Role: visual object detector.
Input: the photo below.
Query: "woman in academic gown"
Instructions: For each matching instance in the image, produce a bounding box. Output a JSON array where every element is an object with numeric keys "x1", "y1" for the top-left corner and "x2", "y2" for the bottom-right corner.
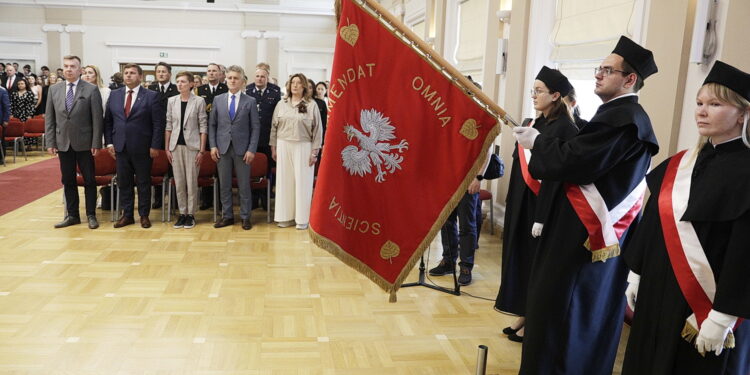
[
  {"x1": 494, "y1": 66, "x2": 578, "y2": 341},
  {"x1": 622, "y1": 60, "x2": 750, "y2": 375}
]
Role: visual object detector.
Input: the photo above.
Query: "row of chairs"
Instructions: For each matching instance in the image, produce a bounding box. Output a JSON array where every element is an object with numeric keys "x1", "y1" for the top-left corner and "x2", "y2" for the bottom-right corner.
[
  {"x1": 75, "y1": 150, "x2": 271, "y2": 224},
  {"x1": 1, "y1": 116, "x2": 45, "y2": 165}
]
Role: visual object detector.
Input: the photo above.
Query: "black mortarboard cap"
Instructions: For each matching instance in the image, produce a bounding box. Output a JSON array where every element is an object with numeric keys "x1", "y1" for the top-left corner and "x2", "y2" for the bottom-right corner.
[
  {"x1": 611, "y1": 35, "x2": 658, "y2": 80},
  {"x1": 535, "y1": 66, "x2": 573, "y2": 97},
  {"x1": 703, "y1": 60, "x2": 750, "y2": 102}
]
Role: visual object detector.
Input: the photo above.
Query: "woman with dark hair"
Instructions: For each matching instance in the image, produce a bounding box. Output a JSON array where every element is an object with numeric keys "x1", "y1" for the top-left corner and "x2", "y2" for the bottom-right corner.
[
  {"x1": 307, "y1": 78, "x2": 328, "y2": 144},
  {"x1": 495, "y1": 66, "x2": 579, "y2": 343},
  {"x1": 622, "y1": 60, "x2": 750, "y2": 375},
  {"x1": 10, "y1": 77, "x2": 35, "y2": 122},
  {"x1": 271, "y1": 73, "x2": 323, "y2": 230}
]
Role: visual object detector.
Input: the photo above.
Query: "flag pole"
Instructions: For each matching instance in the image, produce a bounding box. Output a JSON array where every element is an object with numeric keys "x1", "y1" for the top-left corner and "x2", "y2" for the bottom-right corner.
[{"x1": 339, "y1": 0, "x2": 520, "y2": 128}]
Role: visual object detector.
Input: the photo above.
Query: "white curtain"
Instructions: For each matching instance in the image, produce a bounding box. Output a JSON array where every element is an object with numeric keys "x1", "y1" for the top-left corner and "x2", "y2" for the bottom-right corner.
[
  {"x1": 550, "y1": 0, "x2": 638, "y2": 63},
  {"x1": 456, "y1": 0, "x2": 488, "y2": 80}
]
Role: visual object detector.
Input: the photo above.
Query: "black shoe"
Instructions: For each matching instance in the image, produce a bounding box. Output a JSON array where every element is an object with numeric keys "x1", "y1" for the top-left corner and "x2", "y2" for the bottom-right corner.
[
  {"x1": 508, "y1": 333, "x2": 523, "y2": 343},
  {"x1": 503, "y1": 326, "x2": 521, "y2": 335},
  {"x1": 173, "y1": 215, "x2": 186, "y2": 229},
  {"x1": 54, "y1": 216, "x2": 81, "y2": 228},
  {"x1": 184, "y1": 215, "x2": 195, "y2": 229},
  {"x1": 458, "y1": 266, "x2": 472, "y2": 286},
  {"x1": 428, "y1": 260, "x2": 455, "y2": 276},
  {"x1": 242, "y1": 218, "x2": 252, "y2": 230},
  {"x1": 214, "y1": 218, "x2": 234, "y2": 228},
  {"x1": 87, "y1": 215, "x2": 99, "y2": 229}
]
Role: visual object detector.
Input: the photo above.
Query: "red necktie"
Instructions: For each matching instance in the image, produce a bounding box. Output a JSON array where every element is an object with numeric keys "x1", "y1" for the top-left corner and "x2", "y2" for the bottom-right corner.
[{"x1": 124, "y1": 89, "x2": 133, "y2": 117}]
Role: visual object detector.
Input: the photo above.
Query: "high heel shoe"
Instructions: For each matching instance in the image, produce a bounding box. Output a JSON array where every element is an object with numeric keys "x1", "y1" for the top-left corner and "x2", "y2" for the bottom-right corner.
[
  {"x1": 502, "y1": 326, "x2": 521, "y2": 335},
  {"x1": 508, "y1": 333, "x2": 524, "y2": 342}
]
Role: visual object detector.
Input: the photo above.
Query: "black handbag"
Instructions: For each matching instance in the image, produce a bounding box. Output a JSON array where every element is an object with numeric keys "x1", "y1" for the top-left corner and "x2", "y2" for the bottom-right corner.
[{"x1": 483, "y1": 153, "x2": 504, "y2": 180}]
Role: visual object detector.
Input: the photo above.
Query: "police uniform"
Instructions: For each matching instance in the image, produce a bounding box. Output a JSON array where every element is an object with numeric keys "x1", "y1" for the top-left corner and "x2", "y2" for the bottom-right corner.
[{"x1": 246, "y1": 82, "x2": 281, "y2": 210}]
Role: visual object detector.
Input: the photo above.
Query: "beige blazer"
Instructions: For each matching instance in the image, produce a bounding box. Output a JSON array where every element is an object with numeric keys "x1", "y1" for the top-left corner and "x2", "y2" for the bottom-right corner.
[{"x1": 165, "y1": 92, "x2": 207, "y2": 151}]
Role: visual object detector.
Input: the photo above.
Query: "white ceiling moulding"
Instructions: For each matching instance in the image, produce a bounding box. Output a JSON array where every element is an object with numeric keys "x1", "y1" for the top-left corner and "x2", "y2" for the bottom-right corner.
[
  {"x1": 105, "y1": 42, "x2": 220, "y2": 50},
  {"x1": 0, "y1": 37, "x2": 44, "y2": 44},
  {"x1": 0, "y1": 0, "x2": 334, "y2": 17},
  {"x1": 42, "y1": 23, "x2": 64, "y2": 32},
  {"x1": 241, "y1": 30, "x2": 284, "y2": 40},
  {"x1": 283, "y1": 47, "x2": 335, "y2": 54}
]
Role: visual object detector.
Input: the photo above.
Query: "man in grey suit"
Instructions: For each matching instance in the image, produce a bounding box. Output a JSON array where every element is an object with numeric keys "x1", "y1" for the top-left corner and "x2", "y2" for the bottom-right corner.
[
  {"x1": 209, "y1": 65, "x2": 260, "y2": 230},
  {"x1": 45, "y1": 55, "x2": 103, "y2": 229}
]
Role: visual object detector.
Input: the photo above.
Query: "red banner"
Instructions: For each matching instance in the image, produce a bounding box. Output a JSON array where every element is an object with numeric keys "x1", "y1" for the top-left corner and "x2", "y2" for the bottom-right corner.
[{"x1": 309, "y1": 0, "x2": 500, "y2": 297}]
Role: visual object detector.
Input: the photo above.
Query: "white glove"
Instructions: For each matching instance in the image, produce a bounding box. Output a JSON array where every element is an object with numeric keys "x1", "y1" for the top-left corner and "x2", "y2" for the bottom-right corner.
[
  {"x1": 695, "y1": 309, "x2": 738, "y2": 356},
  {"x1": 531, "y1": 222, "x2": 543, "y2": 238},
  {"x1": 513, "y1": 126, "x2": 540, "y2": 149},
  {"x1": 625, "y1": 271, "x2": 640, "y2": 311}
]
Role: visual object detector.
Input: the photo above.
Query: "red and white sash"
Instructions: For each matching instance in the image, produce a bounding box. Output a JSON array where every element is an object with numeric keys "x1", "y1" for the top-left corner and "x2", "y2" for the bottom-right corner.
[
  {"x1": 565, "y1": 178, "x2": 646, "y2": 262},
  {"x1": 658, "y1": 149, "x2": 740, "y2": 349},
  {"x1": 517, "y1": 120, "x2": 541, "y2": 195}
]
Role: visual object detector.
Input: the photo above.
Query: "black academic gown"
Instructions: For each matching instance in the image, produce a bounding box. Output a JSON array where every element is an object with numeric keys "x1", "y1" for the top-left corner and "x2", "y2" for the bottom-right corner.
[
  {"x1": 519, "y1": 95, "x2": 659, "y2": 375},
  {"x1": 495, "y1": 115, "x2": 578, "y2": 316},
  {"x1": 622, "y1": 138, "x2": 750, "y2": 375}
]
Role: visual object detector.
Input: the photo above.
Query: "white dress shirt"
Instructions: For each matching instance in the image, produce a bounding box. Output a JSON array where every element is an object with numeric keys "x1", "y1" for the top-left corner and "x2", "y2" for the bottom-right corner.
[
  {"x1": 226, "y1": 90, "x2": 243, "y2": 112},
  {"x1": 123, "y1": 85, "x2": 140, "y2": 108}
]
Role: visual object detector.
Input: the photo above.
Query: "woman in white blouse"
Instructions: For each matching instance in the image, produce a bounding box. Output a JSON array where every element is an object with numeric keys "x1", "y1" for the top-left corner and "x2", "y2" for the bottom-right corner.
[
  {"x1": 82, "y1": 65, "x2": 110, "y2": 111},
  {"x1": 270, "y1": 73, "x2": 323, "y2": 230}
]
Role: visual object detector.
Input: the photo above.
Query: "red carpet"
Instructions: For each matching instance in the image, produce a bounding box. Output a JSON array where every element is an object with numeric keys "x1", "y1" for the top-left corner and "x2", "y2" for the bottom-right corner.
[{"x1": 0, "y1": 157, "x2": 61, "y2": 216}]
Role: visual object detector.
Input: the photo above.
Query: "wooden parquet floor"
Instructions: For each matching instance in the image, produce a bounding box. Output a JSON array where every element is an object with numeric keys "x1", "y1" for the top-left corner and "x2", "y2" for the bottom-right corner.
[{"x1": 0, "y1": 154, "x2": 627, "y2": 374}]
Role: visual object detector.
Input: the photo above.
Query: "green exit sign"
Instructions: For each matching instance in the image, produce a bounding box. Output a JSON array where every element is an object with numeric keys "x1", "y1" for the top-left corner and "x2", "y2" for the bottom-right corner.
[{"x1": 159, "y1": 52, "x2": 168, "y2": 58}]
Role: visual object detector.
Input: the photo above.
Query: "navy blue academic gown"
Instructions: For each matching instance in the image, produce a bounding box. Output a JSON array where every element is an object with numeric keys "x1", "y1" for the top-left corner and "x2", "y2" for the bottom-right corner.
[
  {"x1": 519, "y1": 95, "x2": 659, "y2": 375},
  {"x1": 622, "y1": 139, "x2": 750, "y2": 375},
  {"x1": 495, "y1": 115, "x2": 578, "y2": 316}
]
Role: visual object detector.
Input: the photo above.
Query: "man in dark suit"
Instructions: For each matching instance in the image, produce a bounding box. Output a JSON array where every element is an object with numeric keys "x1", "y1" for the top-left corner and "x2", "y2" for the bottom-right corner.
[
  {"x1": 45, "y1": 55, "x2": 103, "y2": 229},
  {"x1": 2, "y1": 64, "x2": 23, "y2": 90},
  {"x1": 209, "y1": 65, "x2": 260, "y2": 230},
  {"x1": 245, "y1": 64, "x2": 281, "y2": 210},
  {"x1": 0, "y1": 85, "x2": 9, "y2": 164},
  {"x1": 104, "y1": 63, "x2": 165, "y2": 228},
  {"x1": 147, "y1": 61, "x2": 178, "y2": 209},
  {"x1": 196, "y1": 62, "x2": 228, "y2": 210}
]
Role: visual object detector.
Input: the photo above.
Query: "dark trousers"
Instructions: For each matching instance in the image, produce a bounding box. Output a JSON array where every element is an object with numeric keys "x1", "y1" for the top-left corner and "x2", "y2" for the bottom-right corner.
[
  {"x1": 440, "y1": 192, "x2": 479, "y2": 270},
  {"x1": 59, "y1": 149, "x2": 96, "y2": 218},
  {"x1": 252, "y1": 144, "x2": 273, "y2": 210},
  {"x1": 116, "y1": 149, "x2": 152, "y2": 218}
]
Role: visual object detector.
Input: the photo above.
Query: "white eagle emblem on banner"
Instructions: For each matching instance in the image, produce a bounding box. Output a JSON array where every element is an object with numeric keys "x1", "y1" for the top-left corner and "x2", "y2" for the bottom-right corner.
[{"x1": 341, "y1": 109, "x2": 409, "y2": 183}]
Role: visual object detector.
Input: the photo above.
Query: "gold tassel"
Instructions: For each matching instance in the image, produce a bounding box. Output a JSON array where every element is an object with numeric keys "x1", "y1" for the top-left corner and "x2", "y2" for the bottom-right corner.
[
  {"x1": 681, "y1": 320, "x2": 736, "y2": 349},
  {"x1": 389, "y1": 291, "x2": 397, "y2": 303},
  {"x1": 681, "y1": 321, "x2": 699, "y2": 344},
  {"x1": 591, "y1": 244, "x2": 620, "y2": 263},
  {"x1": 583, "y1": 238, "x2": 591, "y2": 251}
]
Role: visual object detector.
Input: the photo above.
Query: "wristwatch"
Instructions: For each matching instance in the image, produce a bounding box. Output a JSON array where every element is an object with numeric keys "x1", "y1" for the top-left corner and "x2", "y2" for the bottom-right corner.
[{"x1": 476, "y1": 174, "x2": 484, "y2": 181}]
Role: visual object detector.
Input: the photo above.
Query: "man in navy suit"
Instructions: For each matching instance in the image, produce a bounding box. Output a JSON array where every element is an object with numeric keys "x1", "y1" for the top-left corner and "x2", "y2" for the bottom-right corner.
[{"x1": 104, "y1": 63, "x2": 165, "y2": 228}]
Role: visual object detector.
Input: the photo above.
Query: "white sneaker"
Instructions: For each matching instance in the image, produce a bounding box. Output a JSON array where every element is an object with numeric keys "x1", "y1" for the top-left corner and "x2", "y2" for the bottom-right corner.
[
  {"x1": 296, "y1": 223, "x2": 308, "y2": 230},
  {"x1": 277, "y1": 220, "x2": 295, "y2": 228}
]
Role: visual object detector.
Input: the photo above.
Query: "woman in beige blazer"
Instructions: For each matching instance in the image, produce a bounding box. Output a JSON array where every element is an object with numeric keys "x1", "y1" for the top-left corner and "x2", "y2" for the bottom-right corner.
[{"x1": 165, "y1": 71, "x2": 207, "y2": 229}]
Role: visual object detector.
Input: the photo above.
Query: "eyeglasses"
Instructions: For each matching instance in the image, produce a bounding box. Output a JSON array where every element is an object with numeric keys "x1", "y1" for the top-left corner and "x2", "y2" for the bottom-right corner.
[
  {"x1": 594, "y1": 66, "x2": 630, "y2": 77},
  {"x1": 529, "y1": 88, "x2": 549, "y2": 96}
]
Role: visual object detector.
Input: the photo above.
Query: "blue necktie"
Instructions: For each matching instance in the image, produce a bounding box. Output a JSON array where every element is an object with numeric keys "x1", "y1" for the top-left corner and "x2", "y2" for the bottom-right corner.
[
  {"x1": 66, "y1": 82, "x2": 74, "y2": 112},
  {"x1": 229, "y1": 94, "x2": 236, "y2": 121}
]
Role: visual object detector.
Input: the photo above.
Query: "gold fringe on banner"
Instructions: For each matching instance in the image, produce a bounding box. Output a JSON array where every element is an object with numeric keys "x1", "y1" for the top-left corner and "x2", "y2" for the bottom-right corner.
[{"x1": 680, "y1": 320, "x2": 736, "y2": 353}]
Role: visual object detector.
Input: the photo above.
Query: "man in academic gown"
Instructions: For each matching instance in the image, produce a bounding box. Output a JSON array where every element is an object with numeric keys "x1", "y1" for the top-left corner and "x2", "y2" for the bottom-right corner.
[
  {"x1": 512, "y1": 36, "x2": 660, "y2": 374},
  {"x1": 622, "y1": 60, "x2": 750, "y2": 375}
]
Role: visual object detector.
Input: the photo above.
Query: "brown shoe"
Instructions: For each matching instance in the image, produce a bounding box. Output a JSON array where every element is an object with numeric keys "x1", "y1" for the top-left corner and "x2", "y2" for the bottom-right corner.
[
  {"x1": 242, "y1": 218, "x2": 252, "y2": 230},
  {"x1": 214, "y1": 218, "x2": 234, "y2": 228},
  {"x1": 114, "y1": 216, "x2": 135, "y2": 228},
  {"x1": 140, "y1": 216, "x2": 151, "y2": 228}
]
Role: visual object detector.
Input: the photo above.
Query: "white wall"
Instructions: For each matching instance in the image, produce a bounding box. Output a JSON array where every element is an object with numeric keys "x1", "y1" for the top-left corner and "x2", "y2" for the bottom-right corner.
[{"x1": 0, "y1": 2, "x2": 336, "y2": 85}]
